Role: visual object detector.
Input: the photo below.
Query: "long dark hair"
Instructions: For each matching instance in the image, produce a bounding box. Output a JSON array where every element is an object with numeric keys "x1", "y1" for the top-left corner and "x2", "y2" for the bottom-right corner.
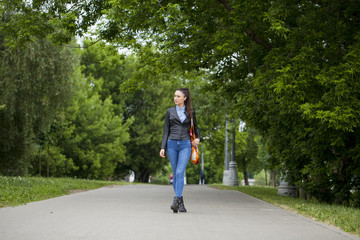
[{"x1": 177, "y1": 87, "x2": 193, "y2": 119}]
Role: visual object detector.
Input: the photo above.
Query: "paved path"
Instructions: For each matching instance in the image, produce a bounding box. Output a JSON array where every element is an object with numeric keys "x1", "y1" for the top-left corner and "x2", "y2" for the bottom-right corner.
[{"x1": 0, "y1": 184, "x2": 358, "y2": 240}]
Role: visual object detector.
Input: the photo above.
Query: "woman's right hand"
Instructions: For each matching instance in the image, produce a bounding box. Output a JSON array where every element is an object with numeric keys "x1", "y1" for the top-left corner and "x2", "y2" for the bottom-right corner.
[{"x1": 159, "y1": 149, "x2": 165, "y2": 158}]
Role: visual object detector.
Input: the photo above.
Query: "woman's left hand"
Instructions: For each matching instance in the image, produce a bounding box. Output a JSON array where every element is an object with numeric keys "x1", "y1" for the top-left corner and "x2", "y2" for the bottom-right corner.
[{"x1": 192, "y1": 138, "x2": 200, "y2": 148}]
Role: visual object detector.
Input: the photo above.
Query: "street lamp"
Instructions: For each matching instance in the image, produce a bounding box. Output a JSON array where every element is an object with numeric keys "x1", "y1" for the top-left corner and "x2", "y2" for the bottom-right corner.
[
  {"x1": 223, "y1": 119, "x2": 230, "y2": 185},
  {"x1": 223, "y1": 118, "x2": 239, "y2": 186}
]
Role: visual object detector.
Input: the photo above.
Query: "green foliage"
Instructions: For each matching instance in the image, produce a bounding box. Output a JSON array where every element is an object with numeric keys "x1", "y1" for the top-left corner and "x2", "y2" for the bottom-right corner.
[
  {"x1": 23, "y1": 42, "x2": 136, "y2": 180},
  {"x1": 0, "y1": 1, "x2": 109, "y2": 47},
  {"x1": 351, "y1": 191, "x2": 360, "y2": 208},
  {"x1": 180, "y1": 74, "x2": 227, "y2": 184},
  {"x1": 80, "y1": 40, "x2": 133, "y2": 114},
  {"x1": 123, "y1": 79, "x2": 177, "y2": 182},
  {"x1": 79, "y1": 42, "x2": 174, "y2": 182},
  {"x1": 28, "y1": 144, "x2": 78, "y2": 178},
  {"x1": 53, "y1": 76, "x2": 132, "y2": 180},
  {"x1": 100, "y1": 0, "x2": 360, "y2": 205},
  {"x1": 186, "y1": 143, "x2": 224, "y2": 184},
  {"x1": 238, "y1": 2, "x2": 360, "y2": 204},
  {"x1": 236, "y1": 127, "x2": 261, "y2": 171},
  {"x1": 151, "y1": 163, "x2": 172, "y2": 185},
  {"x1": 0, "y1": 36, "x2": 76, "y2": 175},
  {"x1": 3, "y1": 0, "x2": 360, "y2": 205},
  {"x1": 0, "y1": 176, "x2": 127, "y2": 207},
  {"x1": 212, "y1": 185, "x2": 360, "y2": 236},
  {"x1": 77, "y1": 41, "x2": 137, "y2": 179},
  {"x1": 253, "y1": 170, "x2": 269, "y2": 186}
]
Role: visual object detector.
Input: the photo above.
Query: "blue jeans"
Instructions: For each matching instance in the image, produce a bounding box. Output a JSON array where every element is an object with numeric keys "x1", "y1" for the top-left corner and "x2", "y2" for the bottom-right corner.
[{"x1": 167, "y1": 139, "x2": 191, "y2": 197}]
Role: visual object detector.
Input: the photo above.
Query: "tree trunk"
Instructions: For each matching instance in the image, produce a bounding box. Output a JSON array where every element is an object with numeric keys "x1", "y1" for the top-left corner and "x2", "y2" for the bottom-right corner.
[
  {"x1": 137, "y1": 171, "x2": 150, "y2": 183},
  {"x1": 143, "y1": 173, "x2": 150, "y2": 183},
  {"x1": 270, "y1": 170, "x2": 277, "y2": 187},
  {"x1": 300, "y1": 187, "x2": 313, "y2": 200},
  {"x1": 307, "y1": 193, "x2": 312, "y2": 200},
  {"x1": 39, "y1": 156, "x2": 42, "y2": 177},
  {"x1": 38, "y1": 146, "x2": 42, "y2": 177},
  {"x1": 241, "y1": 157, "x2": 249, "y2": 185},
  {"x1": 334, "y1": 158, "x2": 352, "y2": 204},
  {"x1": 47, "y1": 145, "x2": 50, "y2": 178},
  {"x1": 265, "y1": 168, "x2": 268, "y2": 186},
  {"x1": 300, "y1": 187, "x2": 307, "y2": 200}
]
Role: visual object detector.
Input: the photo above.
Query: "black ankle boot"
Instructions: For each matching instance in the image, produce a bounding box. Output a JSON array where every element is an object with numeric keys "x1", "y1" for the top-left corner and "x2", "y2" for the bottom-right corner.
[
  {"x1": 171, "y1": 196, "x2": 181, "y2": 213},
  {"x1": 179, "y1": 196, "x2": 187, "y2": 212}
]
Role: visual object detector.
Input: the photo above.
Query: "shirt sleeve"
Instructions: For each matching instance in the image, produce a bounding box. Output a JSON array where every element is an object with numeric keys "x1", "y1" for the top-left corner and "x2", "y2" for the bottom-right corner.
[
  {"x1": 161, "y1": 109, "x2": 170, "y2": 149},
  {"x1": 193, "y1": 111, "x2": 201, "y2": 140}
]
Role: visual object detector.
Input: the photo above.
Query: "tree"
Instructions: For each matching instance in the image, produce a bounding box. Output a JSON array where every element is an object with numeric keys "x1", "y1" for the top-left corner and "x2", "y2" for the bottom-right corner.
[
  {"x1": 234, "y1": 1, "x2": 360, "y2": 204},
  {"x1": 5, "y1": 0, "x2": 360, "y2": 205},
  {"x1": 80, "y1": 40, "x2": 135, "y2": 115},
  {"x1": 27, "y1": 42, "x2": 134, "y2": 180},
  {"x1": 0, "y1": 0, "x2": 109, "y2": 48},
  {"x1": 256, "y1": 136, "x2": 275, "y2": 186},
  {"x1": 51, "y1": 75, "x2": 133, "y2": 180},
  {"x1": 236, "y1": 127, "x2": 261, "y2": 186},
  {"x1": 101, "y1": 0, "x2": 360, "y2": 205},
  {"x1": 0, "y1": 37, "x2": 76, "y2": 175},
  {"x1": 79, "y1": 42, "x2": 173, "y2": 182}
]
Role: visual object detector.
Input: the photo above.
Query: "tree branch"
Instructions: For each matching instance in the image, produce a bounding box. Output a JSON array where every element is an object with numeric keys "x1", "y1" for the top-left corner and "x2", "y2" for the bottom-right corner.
[
  {"x1": 68, "y1": 28, "x2": 129, "y2": 49},
  {"x1": 64, "y1": 2, "x2": 82, "y2": 14},
  {"x1": 82, "y1": 38, "x2": 103, "y2": 48},
  {"x1": 217, "y1": 0, "x2": 273, "y2": 51},
  {"x1": 217, "y1": 0, "x2": 233, "y2": 12},
  {"x1": 245, "y1": 29, "x2": 272, "y2": 51},
  {"x1": 67, "y1": 38, "x2": 102, "y2": 49}
]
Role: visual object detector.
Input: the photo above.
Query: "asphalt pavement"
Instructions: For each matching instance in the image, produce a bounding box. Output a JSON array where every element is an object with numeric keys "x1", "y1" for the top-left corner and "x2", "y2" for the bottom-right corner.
[{"x1": 0, "y1": 184, "x2": 358, "y2": 240}]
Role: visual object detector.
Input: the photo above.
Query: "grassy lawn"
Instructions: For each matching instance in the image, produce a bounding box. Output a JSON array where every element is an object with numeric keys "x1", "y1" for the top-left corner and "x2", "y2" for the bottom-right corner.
[
  {"x1": 211, "y1": 184, "x2": 360, "y2": 237},
  {"x1": 0, "y1": 176, "x2": 128, "y2": 207}
]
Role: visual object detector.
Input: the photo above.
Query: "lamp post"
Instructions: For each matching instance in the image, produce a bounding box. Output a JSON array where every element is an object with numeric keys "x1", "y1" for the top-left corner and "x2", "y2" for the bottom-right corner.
[
  {"x1": 223, "y1": 118, "x2": 239, "y2": 186},
  {"x1": 222, "y1": 119, "x2": 230, "y2": 185},
  {"x1": 227, "y1": 127, "x2": 239, "y2": 186},
  {"x1": 224, "y1": 120, "x2": 230, "y2": 171}
]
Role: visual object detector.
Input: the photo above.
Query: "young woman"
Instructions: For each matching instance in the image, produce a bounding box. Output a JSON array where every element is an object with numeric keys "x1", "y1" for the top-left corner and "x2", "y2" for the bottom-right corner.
[{"x1": 160, "y1": 87, "x2": 200, "y2": 213}]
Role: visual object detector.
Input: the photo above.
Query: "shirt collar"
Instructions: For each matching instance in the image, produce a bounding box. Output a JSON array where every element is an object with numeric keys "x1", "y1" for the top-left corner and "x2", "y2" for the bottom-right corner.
[{"x1": 176, "y1": 105, "x2": 186, "y2": 112}]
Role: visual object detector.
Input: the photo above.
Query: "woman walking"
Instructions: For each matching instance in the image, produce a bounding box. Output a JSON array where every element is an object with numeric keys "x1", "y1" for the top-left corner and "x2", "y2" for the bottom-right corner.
[{"x1": 160, "y1": 88, "x2": 200, "y2": 213}]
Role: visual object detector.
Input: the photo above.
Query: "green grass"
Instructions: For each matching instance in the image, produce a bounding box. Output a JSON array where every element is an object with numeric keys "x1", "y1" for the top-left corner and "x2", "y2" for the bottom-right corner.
[
  {"x1": 0, "y1": 176, "x2": 128, "y2": 207},
  {"x1": 211, "y1": 184, "x2": 360, "y2": 237}
]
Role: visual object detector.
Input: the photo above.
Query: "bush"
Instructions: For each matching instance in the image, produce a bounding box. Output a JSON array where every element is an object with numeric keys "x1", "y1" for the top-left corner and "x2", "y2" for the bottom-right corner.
[
  {"x1": 151, "y1": 175, "x2": 170, "y2": 185},
  {"x1": 350, "y1": 191, "x2": 360, "y2": 208}
]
